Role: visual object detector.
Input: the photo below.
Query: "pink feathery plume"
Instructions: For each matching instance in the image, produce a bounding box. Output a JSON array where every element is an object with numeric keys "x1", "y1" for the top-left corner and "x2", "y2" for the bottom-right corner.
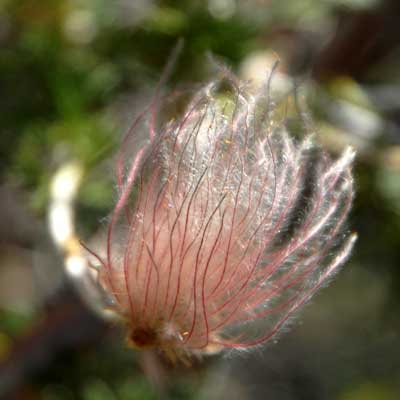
[{"x1": 84, "y1": 67, "x2": 356, "y2": 363}]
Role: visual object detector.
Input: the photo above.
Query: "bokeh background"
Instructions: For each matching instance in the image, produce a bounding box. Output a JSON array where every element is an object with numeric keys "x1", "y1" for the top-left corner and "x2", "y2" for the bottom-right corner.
[{"x1": 1, "y1": 0, "x2": 400, "y2": 399}]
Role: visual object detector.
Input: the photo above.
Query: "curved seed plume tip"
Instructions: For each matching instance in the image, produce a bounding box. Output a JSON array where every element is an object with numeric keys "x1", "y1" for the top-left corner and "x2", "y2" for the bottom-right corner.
[{"x1": 86, "y1": 71, "x2": 356, "y2": 363}]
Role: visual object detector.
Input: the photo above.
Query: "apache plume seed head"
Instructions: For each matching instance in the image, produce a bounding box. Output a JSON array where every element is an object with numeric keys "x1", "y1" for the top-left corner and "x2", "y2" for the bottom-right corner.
[{"x1": 85, "y1": 72, "x2": 356, "y2": 363}]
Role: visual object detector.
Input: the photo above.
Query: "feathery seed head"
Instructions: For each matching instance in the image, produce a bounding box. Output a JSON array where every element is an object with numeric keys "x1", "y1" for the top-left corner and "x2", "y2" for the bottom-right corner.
[{"x1": 87, "y1": 72, "x2": 356, "y2": 363}]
